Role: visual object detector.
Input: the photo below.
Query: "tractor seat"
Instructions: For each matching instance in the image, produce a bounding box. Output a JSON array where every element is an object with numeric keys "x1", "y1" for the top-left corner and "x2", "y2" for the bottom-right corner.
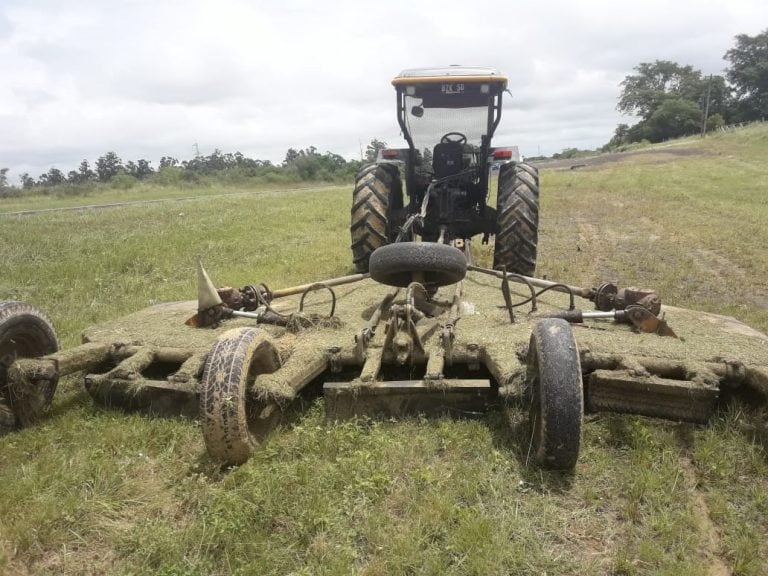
[{"x1": 432, "y1": 141, "x2": 464, "y2": 179}]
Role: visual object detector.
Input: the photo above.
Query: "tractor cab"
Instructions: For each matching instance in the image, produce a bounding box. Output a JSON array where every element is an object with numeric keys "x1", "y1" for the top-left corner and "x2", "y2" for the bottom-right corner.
[{"x1": 390, "y1": 66, "x2": 508, "y2": 207}]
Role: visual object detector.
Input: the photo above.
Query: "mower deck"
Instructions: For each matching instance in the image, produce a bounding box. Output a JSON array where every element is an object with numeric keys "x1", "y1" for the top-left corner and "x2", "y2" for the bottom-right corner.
[{"x1": 74, "y1": 273, "x2": 767, "y2": 425}]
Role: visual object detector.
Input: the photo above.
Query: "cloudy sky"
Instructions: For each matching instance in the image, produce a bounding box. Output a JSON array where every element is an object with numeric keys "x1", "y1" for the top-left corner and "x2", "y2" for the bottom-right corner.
[{"x1": 1, "y1": 0, "x2": 766, "y2": 182}]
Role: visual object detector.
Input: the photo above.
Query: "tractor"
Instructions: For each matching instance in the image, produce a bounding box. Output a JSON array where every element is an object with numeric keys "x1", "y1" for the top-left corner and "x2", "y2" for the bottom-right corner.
[{"x1": 351, "y1": 66, "x2": 538, "y2": 276}]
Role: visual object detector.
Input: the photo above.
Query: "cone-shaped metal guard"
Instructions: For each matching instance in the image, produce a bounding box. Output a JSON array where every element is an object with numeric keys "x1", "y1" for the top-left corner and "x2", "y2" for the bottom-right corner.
[{"x1": 197, "y1": 259, "x2": 222, "y2": 311}]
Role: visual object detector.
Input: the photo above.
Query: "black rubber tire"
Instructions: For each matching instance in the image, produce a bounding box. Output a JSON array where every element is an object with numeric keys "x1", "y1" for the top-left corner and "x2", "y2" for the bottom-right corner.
[
  {"x1": 369, "y1": 242, "x2": 466, "y2": 288},
  {"x1": 516, "y1": 161, "x2": 540, "y2": 188},
  {"x1": 0, "y1": 301, "x2": 59, "y2": 432},
  {"x1": 350, "y1": 163, "x2": 404, "y2": 273},
  {"x1": 526, "y1": 318, "x2": 583, "y2": 470},
  {"x1": 200, "y1": 327, "x2": 282, "y2": 466},
  {"x1": 493, "y1": 162, "x2": 539, "y2": 276}
]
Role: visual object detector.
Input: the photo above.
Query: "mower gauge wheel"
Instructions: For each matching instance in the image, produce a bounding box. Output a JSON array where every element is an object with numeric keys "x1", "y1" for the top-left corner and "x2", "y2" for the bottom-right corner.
[
  {"x1": 200, "y1": 327, "x2": 282, "y2": 466},
  {"x1": 526, "y1": 318, "x2": 583, "y2": 470},
  {"x1": 0, "y1": 301, "x2": 59, "y2": 431},
  {"x1": 440, "y1": 132, "x2": 468, "y2": 145},
  {"x1": 369, "y1": 242, "x2": 467, "y2": 288}
]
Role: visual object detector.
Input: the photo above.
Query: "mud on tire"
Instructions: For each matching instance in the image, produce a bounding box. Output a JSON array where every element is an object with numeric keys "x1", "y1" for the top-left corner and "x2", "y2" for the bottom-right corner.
[
  {"x1": 526, "y1": 318, "x2": 583, "y2": 470},
  {"x1": 350, "y1": 163, "x2": 404, "y2": 273},
  {"x1": 0, "y1": 301, "x2": 59, "y2": 432},
  {"x1": 200, "y1": 327, "x2": 282, "y2": 466},
  {"x1": 493, "y1": 162, "x2": 539, "y2": 276}
]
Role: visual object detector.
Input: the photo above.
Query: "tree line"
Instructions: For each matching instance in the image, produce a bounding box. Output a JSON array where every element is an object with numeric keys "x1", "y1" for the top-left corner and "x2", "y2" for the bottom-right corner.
[
  {"x1": 606, "y1": 29, "x2": 767, "y2": 149},
  {"x1": 0, "y1": 140, "x2": 389, "y2": 197}
]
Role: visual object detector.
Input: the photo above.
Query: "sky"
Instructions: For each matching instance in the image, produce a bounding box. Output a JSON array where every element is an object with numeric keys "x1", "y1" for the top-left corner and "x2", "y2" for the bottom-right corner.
[{"x1": 1, "y1": 0, "x2": 766, "y2": 182}]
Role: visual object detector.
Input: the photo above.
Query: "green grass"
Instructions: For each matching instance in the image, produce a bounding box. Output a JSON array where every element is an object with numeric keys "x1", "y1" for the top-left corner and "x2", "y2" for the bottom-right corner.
[
  {"x1": 1, "y1": 125, "x2": 768, "y2": 574},
  {"x1": 0, "y1": 181, "x2": 337, "y2": 214}
]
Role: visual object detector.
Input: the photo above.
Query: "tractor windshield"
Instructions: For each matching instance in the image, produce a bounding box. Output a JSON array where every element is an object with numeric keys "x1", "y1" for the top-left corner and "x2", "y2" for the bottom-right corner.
[{"x1": 401, "y1": 82, "x2": 492, "y2": 152}]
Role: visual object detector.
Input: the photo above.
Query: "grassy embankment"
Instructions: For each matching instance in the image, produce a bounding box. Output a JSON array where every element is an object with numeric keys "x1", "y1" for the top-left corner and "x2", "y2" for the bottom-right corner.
[{"x1": 1, "y1": 124, "x2": 767, "y2": 575}]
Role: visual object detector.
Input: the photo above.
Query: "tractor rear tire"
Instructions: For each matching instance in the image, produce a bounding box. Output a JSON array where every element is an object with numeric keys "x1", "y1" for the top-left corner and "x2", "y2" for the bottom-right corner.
[
  {"x1": 493, "y1": 162, "x2": 539, "y2": 276},
  {"x1": 516, "y1": 161, "x2": 540, "y2": 187},
  {"x1": 526, "y1": 318, "x2": 583, "y2": 470},
  {"x1": 350, "y1": 163, "x2": 404, "y2": 273},
  {"x1": 200, "y1": 327, "x2": 282, "y2": 466},
  {"x1": 0, "y1": 301, "x2": 59, "y2": 433},
  {"x1": 369, "y1": 242, "x2": 467, "y2": 288}
]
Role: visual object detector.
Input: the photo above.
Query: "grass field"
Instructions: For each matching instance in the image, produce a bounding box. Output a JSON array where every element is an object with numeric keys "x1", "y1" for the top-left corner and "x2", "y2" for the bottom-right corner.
[
  {"x1": 1, "y1": 125, "x2": 767, "y2": 575},
  {"x1": 0, "y1": 182, "x2": 337, "y2": 215}
]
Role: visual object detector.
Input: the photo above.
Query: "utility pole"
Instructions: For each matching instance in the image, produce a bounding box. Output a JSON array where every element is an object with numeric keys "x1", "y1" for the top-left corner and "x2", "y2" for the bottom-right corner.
[{"x1": 701, "y1": 75, "x2": 713, "y2": 137}]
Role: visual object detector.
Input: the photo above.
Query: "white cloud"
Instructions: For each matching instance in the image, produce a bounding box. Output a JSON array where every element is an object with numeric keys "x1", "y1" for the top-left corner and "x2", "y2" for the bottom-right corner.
[{"x1": 1, "y1": 0, "x2": 766, "y2": 182}]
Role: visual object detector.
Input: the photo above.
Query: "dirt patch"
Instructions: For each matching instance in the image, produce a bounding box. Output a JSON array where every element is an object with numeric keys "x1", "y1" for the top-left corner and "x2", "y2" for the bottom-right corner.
[
  {"x1": 693, "y1": 248, "x2": 748, "y2": 279},
  {"x1": 575, "y1": 221, "x2": 620, "y2": 280},
  {"x1": 532, "y1": 147, "x2": 711, "y2": 172},
  {"x1": 691, "y1": 248, "x2": 768, "y2": 309}
]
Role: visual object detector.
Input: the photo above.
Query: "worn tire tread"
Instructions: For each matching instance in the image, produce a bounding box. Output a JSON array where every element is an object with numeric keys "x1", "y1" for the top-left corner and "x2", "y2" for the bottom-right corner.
[
  {"x1": 527, "y1": 318, "x2": 583, "y2": 469},
  {"x1": 494, "y1": 163, "x2": 540, "y2": 276},
  {"x1": 0, "y1": 300, "x2": 59, "y2": 431},
  {"x1": 350, "y1": 163, "x2": 403, "y2": 273},
  {"x1": 200, "y1": 327, "x2": 281, "y2": 465}
]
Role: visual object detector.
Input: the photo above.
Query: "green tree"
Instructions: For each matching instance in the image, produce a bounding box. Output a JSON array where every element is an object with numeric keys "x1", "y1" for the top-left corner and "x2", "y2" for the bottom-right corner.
[
  {"x1": 698, "y1": 75, "x2": 733, "y2": 123},
  {"x1": 618, "y1": 60, "x2": 703, "y2": 120},
  {"x1": 610, "y1": 60, "x2": 732, "y2": 146},
  {"x1": 724, "y1": 28, "x2": 768, "y2": 120},
  {"x1": 645, "y1": 98, "x2": 702, "y2": 141},
  {"x1": 38, "y1": 167, "x2": 65, "y2": 186},
  {"x1": 159, "y1": 156, "x2": 179, "y2": 168},
  {"x1": 0, "y1": 168, "x2": 18, "y2": 198},
  {"x1": 80, "y1": 159, "x2": 95, "y2": 180},
  {"x1": 283, "y1": 148, "x2": 301, "y2": 166},
  {"x1": 68, "y1": 160, "x2": 96, "y2": 184},
  {"x1": 604, "y1": 124, "x2": 631, "y2": 149},
  {"x1": 19, "y1": 173, "x2": 35, "y2": 189},
  {"x1": 125, "y1": 160, "x2": 154, "y2": 179},
  {"x1": 95, "y1": 151, "x2": 123, "y2": 182}
]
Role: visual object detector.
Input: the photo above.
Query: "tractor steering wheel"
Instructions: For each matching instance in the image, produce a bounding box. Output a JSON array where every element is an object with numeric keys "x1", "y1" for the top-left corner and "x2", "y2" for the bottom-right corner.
[{"x1": 440, "y1": 132, "x2": 468, "y2": 145}]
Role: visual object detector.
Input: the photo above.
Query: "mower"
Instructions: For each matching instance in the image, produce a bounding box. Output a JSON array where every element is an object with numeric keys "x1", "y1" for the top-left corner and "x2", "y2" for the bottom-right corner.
[{"x1": 1, "y1": 67, "x2": 767, "y2": 470}]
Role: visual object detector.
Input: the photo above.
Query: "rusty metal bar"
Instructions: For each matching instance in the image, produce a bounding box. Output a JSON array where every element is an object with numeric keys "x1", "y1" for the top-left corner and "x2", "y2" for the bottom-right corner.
[
  {"x1": 467, "y1": 264, "x2": 593, "y2": 299},
  {"x1": 270, "y1": 273, "x2": 369, "y2": 300},
  {"x1": 360, "y1": 347, "x2": 384, "y2": 382},
  {"x1": 587, "y1": 369, "x2": 718, "y2": 424},
  {"x1": 324, "y1": 378, "x2": 491, "y2": 420},
  {"x1": 298, "y1": 283, "x2": 337, "y2": 317},
  {"x1": 356, "y1": 288, "x2": 400, "y2": 362},
  {"x1": 500, "y1": 269, "x2": 516, "y2": 322},
  {"x1": 442, "y1": 280, "x2": 463, "y2": 365}
]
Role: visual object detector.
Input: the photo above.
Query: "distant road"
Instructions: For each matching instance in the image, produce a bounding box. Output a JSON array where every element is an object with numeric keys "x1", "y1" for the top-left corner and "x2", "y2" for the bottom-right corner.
[{"x1": 0, "y1": 184, "x2": 338, "y2": 217}]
